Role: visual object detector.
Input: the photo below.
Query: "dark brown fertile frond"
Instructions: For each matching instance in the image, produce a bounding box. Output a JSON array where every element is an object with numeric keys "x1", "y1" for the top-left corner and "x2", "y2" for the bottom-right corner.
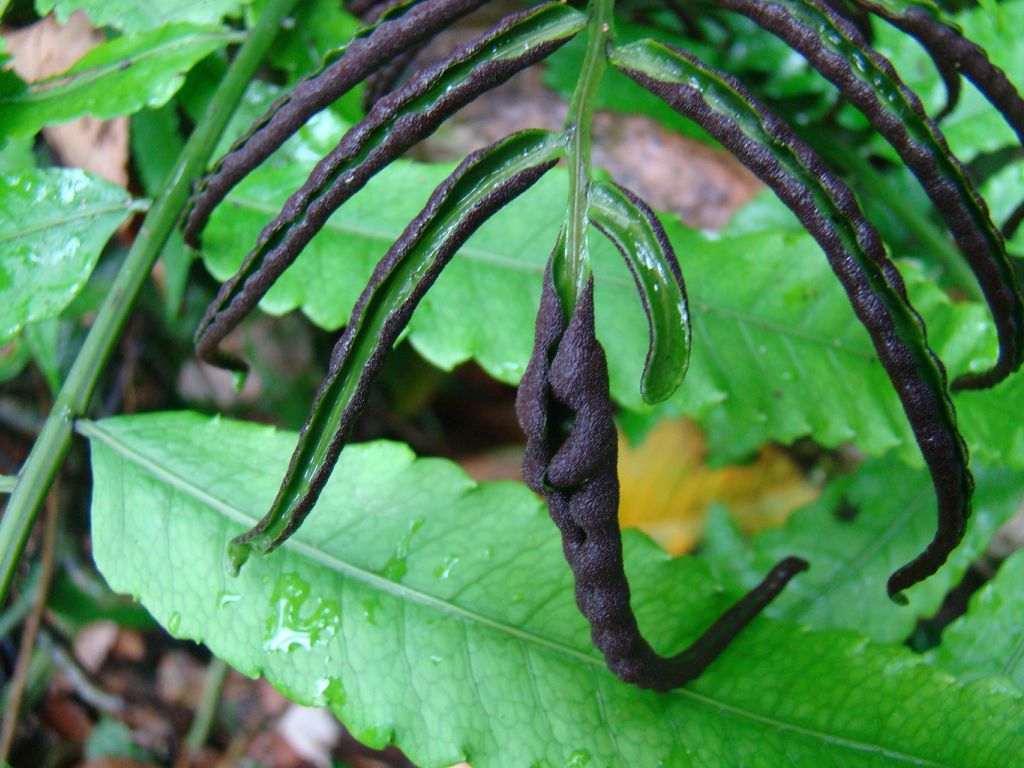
[
  {"x1": 180, "y1": 0, "x2": 1023, "y2": 694},
  {"x1": 851, "y1": 0, "x2": 1024, "y2": 146},
  {"x1": 193, "y1": 3, "x2": 584, "y2": 371},
  {"x1": 225, "y1": 129, "x2": 564, "y2": 569},
  {"x1": 613, "y1": 39, "x2": 973, "y2": 600},
  {"x1": 720, "y1": 0, "x2": 1024, "y2": 392},
  {"x1": 517, "y1": 265, "x2": 807, "y2": 690},
  {"x1": 182, "y1": 0, "x2": 489, "y2": 245}
]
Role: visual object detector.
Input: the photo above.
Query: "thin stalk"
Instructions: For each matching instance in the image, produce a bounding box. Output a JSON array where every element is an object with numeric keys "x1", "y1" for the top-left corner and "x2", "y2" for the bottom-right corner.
[
  {"x1": 0, "y1": 489, "x2": 57, "y2": 763},
  {"x1": 0, "y1": 476, "x2": 15, "y2": 494},
  {"x1": 0, "y1": 0, "x2": 299, "y2": 606},
  {"x1": 177, "y1": 656, "x2": 229, "y2": 767},
  {"x1": 556, "y1": 0, "x2": 615, "y2": 314},
  {"x1": 0, "y1": 569, "x2": 37, "y2": 641}
]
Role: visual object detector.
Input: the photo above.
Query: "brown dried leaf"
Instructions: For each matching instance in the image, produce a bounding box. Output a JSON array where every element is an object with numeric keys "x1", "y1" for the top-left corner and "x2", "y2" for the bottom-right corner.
[
  {"x1": 3, "y1": 12, "x2": 129, "y2": 187},
  {"x1": 41, "y1": 691, "x2": 95, "y2": 745},
  {"x1": 72, "y1": 620, "x2": 119, "y2": 673},
  {"x1": 155, "y1": 651, "x2": 205, "y2": 710}
]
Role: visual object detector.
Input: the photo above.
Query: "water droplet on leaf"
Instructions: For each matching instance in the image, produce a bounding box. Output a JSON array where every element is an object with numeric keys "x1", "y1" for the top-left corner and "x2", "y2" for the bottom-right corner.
[{"x1": 264, "y1": 572, "x2": 341, "y2": 653}]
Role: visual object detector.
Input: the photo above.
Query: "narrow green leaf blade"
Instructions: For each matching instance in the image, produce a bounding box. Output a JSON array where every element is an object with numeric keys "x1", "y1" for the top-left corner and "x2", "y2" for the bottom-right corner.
[
  {"x1": 228, "y1": 130, "x2": 564, "y2": 569},
  {"x1": 0, "y1": 168, "x2": 142, "y2": 342},
  {"x1": 0, "y1": 24, "x2": 237, "y2": 138},
  {"x1": 589, "y1": 181, "x2": 690, "y2": 404},
  {"x1": 86, "y1": 412, "x2": 1024, "y2": 768}
]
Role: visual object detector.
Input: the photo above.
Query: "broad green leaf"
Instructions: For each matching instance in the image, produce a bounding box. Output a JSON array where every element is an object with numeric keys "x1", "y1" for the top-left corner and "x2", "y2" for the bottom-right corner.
[
  {"x1": 34, "y1": 0, "x2": 250, "y2": 33},
  {"x1": 187, "y1": 78, "x2": 349, "y2": 166},
  {"x1": 86, "y1": 412, "x2": 1024, "y2": 768},
  {"x1": 978, "y1": 154, "x2": 1024, "y2": 253},
  {"x1": 24, "y1": 317, "x2": 61, "y2": 392},
  {"x1": 0, "y1": 24, "x2": 239, "y2": 138},
  {"x1": 84, "y1": 718, "x2": 151, "y2": 761},
  {"x1": 131, "y1": 105, "x2": 184, "y2": 196},
  {"x1": 131, "y1": 105, "x2": 190, "y2": 317},
  {"x1": 0, "y1": 135, "x2": 34, "y2": 174},
  {"x1": 701, "y1": 459, "x2": 1023, "y2": 643},
  {"x1": 267, "y1": 0, "x2": 360, "y2": 72},
  {"x1": 928, "y1": 548, "x2": 1024, "y2": 691},
  {"x1": 47, "y1": 565, "x2": 156, "y2": 631},
  {"x1": 200, "y1": 121, "x2": 1022, "y2": 467},
  {"x1": 0, "y1": 168, "x2": 144, "y2": 343}
]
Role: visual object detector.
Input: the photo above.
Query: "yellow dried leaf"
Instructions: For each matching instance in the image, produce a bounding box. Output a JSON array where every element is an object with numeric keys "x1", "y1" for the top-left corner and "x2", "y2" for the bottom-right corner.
[{"x1": 618, "y1": 418, "x2": 819, "y2": 554}]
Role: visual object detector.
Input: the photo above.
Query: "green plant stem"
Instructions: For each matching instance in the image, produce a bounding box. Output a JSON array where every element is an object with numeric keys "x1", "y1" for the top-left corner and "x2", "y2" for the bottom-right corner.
[
  {"x1": 556, "y1": 0, "x2": 615, "y2": 314},
  {"x1": 0, "y1": 476, "x2": 14, "y2": 494},
  {"x1": 179, "y1": 656, "x2": 229, "y2": 764},
  {"x1": 0, "y1": 0, "x2": 299, "y2": 606}
]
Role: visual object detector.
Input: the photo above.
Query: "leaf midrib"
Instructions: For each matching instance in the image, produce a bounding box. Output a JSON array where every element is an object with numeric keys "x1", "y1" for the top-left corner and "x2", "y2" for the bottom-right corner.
[
  {"x1": 6, "y1": 30, "x2": 240, "y2": 104},
  {"x1": 224, "y1": 195, "x2": 879, "y2": 362},
  {"x1": 0, "y1": 199, "x2": 148, "y2": 244},
  {"x1": 80, "y1": 417, "x2": 953, "y2": 766}
]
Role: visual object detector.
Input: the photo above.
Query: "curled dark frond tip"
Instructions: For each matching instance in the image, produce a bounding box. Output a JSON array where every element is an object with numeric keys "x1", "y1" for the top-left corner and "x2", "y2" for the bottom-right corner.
[
  {"x1": 193, "y1": 335, "x2": 248, "y2": 374},
  {"x1": 774, "y1": 556, "x2": 810, "y2": 580},
  {"x1": 887, "y1": 567, "x2": 914, "y2": 604},
  {"x1": 518, "y1": 265, "x2": 803, "y2": 691},
  {"x1": 888, "y1": 586, "x2": 910, "y2": 606},
  {"x1": 952, "y1": 363, "x2": 1022, "y2": 392}
]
